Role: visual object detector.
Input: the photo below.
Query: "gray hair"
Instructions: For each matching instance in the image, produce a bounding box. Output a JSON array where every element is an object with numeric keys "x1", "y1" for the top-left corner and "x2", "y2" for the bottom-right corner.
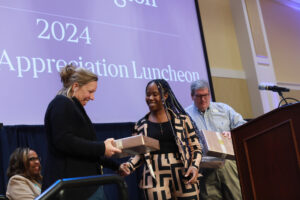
[{"x1": 190, "y1": 80, "x2": 210, "y2": 96}]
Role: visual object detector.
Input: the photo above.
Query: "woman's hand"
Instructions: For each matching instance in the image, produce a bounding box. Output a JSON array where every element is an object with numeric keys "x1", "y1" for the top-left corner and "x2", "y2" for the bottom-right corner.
[
  {"x1": 184, "y1": 166, "x2": 198, "y2": 184},
  {"x1": 104, "y1": 138, "x2": 122, "y2": 157},
  {"x1": 118, "y1": 163, "x2": 131, "y2": 177}
]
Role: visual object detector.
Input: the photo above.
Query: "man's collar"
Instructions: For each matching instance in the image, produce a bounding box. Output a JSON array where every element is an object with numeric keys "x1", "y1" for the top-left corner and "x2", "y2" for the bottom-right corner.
[{"x1": 193, "y1": 103, "x2": 210, "y2": 114}]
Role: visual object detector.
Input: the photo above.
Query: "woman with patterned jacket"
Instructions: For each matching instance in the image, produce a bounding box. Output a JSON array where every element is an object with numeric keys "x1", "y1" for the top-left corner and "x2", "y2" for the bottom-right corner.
[{"x1": 120, "y1": 79, "x2": 202, "y2": 200}]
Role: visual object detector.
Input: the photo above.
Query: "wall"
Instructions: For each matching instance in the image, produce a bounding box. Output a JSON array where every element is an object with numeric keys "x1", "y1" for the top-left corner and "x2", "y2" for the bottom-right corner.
[
  {"x1": 198, "y1": 0, "x2": 300, "y2": 119},
  {"x1": 260, "y1": 0, "x2": 300, "y2": 101},
  {"x1": 198, "y1": 0, "x2": 254, "y2": 119}
]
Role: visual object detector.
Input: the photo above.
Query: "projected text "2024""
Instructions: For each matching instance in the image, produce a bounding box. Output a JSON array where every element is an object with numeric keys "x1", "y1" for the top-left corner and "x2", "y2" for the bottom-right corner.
[{"x1": 37, "y1": 18, "x2": 91, "y2": 45}]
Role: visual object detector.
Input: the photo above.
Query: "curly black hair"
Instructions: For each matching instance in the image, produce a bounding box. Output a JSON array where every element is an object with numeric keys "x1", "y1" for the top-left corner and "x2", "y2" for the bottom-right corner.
[
  {"x1": 146, "y1": 79, "x2": 205, "y2": 154},
  {"x1": 146, "y1": 79, "x2": 187, "y2": 115}
]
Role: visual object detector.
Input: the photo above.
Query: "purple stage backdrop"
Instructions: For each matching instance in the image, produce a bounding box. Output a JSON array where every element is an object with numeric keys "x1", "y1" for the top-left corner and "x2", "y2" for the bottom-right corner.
[{"x1": 0, "y1": 0, "x2": 210, "y2": 125}]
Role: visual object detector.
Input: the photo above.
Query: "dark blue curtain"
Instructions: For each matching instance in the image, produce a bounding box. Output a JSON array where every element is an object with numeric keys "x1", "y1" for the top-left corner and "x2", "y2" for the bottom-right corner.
[{"x1": 0, "y1": 123, "x2": 144, "y2": 200}]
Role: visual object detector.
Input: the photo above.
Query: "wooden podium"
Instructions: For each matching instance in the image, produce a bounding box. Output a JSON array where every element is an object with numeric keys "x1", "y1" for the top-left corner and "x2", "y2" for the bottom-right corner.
[{"x1": 231, "y1": 103, "x2": 300, "y2": 200}]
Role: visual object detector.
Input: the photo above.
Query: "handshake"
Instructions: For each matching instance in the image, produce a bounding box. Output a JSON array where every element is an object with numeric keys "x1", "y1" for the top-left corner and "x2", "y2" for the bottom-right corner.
[
  {"x1": 103, "y1": 138, "x2": 131, "y2": 177},
  {"x1": 118, "y1": 162, "x2": 131, "y2": 177},
  {"x1": 104, "y1": 138, "x2": 121, "y2": 157},
  {"x1": 104, "y1": 135, "x2": 160, "y2": 177},
  {"x1": 105, "y1": 135, "x2": 160, "y2": 158}
]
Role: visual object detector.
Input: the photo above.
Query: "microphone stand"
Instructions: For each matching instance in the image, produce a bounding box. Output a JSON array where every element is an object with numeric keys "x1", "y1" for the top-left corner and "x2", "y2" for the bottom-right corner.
[{"x1": 277, "y1": 91, "x2": 289, "y2": 108}]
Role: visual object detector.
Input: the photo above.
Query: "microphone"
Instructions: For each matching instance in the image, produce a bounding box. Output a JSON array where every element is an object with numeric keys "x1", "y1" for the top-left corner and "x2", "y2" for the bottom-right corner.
[{"x1": 258, "y1": 85, "x2": 290, "y2": 92}]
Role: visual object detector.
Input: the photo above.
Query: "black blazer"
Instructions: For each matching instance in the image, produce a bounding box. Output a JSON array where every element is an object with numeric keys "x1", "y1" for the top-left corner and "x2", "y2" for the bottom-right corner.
[{"x1": 42, "y1": 95, "x2": 119, "y2": 191}]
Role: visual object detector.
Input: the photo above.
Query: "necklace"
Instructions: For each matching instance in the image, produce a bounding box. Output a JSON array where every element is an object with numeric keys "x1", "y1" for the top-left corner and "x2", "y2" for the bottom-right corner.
[{"x1": 159, "y1": 123, "x2": 163, "y2": 135}]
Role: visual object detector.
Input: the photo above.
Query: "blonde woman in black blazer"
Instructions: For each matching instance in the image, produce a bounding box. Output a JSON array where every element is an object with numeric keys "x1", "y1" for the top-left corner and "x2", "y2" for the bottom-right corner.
[{"x1": 43, "y1": 65, "x2": 124, "y2": 198}]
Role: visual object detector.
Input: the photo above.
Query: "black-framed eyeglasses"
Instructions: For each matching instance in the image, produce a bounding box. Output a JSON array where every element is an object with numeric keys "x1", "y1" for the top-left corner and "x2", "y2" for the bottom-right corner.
[{"x1": 194, "y1": 94, "x2": 210, "y2": 99}]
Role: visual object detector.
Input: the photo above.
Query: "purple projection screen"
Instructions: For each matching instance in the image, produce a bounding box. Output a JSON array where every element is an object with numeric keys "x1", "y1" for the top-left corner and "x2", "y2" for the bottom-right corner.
[{"x1": 0, "y1": 0, "x2": 210, "y2": 125}]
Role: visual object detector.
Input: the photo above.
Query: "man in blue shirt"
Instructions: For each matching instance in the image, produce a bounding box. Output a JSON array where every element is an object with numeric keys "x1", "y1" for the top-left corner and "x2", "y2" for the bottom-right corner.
[{"x1": 186, "y1": 79, "x2": 245, "y2": 200}]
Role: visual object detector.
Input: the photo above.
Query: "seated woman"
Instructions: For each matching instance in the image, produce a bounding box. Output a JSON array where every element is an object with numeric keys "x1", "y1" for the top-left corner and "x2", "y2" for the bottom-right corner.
[{"x1": 6, "y1": 147, "x2": 42, "y2": 200}]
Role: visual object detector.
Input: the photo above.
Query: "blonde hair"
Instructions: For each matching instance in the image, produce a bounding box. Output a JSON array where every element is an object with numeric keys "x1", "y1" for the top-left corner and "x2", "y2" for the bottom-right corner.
[{"x1": 58, "y1": 64, "x2": 98, "y2": 98}]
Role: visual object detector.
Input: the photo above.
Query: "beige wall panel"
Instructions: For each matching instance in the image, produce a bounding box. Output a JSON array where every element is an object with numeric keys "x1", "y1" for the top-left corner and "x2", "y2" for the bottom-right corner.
[
  {"x1": 198, "y1": 0, "x2": 244, "y2": 70},
  {"x1": 260, "y1": 0, "x2": 300, "y2": 83},
  {"x1": 245, "y1": 0, "x2": 268, "y2": 57},
  {"x1": 283, "y1": 90, "x2": 300, "y2": 105},
  {"x1": 212, "y1": 77, "x2": 253, "y2": 119}
]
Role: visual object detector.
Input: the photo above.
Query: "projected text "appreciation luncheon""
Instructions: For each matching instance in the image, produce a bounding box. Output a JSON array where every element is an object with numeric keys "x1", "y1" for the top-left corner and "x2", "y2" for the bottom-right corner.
[{"x1": 0, "y1": 50, "x2": 200, "y2": 83}]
